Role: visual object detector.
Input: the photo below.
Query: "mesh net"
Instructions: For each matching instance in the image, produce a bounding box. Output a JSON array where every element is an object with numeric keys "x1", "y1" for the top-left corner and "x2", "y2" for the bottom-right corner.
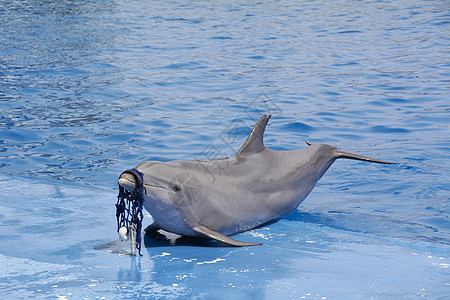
[{"x1": 116, "y1": 168, "x2": 144, "y2": 256}]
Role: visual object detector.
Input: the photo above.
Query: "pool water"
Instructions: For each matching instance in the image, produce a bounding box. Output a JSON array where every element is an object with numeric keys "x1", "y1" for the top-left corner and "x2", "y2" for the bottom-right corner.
[{"x1": 1, "y1": 0, "x2": 449, "y2": 298}]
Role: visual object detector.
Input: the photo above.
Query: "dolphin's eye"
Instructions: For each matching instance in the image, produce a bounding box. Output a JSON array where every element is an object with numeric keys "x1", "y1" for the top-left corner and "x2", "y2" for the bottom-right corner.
[{"x1": 172, "y1": 184, "x2": 181, "y2": 192}]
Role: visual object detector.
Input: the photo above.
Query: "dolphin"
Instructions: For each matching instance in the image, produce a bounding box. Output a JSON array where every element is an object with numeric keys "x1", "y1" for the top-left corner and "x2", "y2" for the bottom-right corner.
[{"x1": 118, "y1": 115, "x2": 394, "y2": 247}]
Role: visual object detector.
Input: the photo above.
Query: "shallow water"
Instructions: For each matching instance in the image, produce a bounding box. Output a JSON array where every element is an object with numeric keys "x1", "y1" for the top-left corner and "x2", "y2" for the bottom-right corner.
[{"x1": 1, "y1": 0, "x2": 449, "y2": 299}]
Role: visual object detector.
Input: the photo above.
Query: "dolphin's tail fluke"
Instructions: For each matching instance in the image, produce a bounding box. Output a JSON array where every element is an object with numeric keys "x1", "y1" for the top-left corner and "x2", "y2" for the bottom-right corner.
[
  {"x1": 305, "y1": 141, "x2": 395, "y2": 164},
  {"x1": 335, "y1": 149, "x2": 395, "y2": 164},
  {"x1": 305, "y1": 141, "x2": 395, "y2": 165}
]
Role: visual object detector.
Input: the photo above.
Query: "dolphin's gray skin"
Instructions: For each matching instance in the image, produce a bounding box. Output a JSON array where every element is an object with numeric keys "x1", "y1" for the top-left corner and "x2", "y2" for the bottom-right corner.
[{"x1": 119, "y1": 115, "x2": 394, "y2": 246}]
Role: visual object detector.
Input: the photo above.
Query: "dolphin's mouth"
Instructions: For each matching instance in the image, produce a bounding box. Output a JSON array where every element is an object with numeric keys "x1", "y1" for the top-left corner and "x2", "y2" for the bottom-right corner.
[
  {"x1": 119, "y1": 172, "x2": 169, "y2": 195},
  {"x1": 118, "y1": 176, "x2": 136, "y2": 197},
  {"x1": 118, "y1": 169, "x2": 144, "y2": 201}
]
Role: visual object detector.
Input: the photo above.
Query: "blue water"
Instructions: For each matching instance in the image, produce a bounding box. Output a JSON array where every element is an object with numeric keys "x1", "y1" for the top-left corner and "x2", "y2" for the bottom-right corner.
[{"x1": 1, "y1": 0, "x2": 449, "y2": 298}]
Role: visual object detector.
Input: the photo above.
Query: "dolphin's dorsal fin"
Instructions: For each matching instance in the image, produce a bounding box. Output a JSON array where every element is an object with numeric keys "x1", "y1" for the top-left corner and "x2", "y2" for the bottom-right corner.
[{"x1": 237, "y1": 114, "x2": 271, "y2": 156}]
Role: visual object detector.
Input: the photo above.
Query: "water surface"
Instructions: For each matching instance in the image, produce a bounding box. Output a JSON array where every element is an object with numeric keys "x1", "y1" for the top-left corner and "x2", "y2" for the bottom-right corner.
[{"x1": 1, "y1": 0, "x2": 449, "y2": 298}]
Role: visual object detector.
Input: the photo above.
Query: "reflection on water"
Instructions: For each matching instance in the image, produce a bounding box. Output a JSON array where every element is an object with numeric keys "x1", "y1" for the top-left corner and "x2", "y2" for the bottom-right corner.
[{"x1": 118, "y1": 256, "x2": 142, "y2": 282}]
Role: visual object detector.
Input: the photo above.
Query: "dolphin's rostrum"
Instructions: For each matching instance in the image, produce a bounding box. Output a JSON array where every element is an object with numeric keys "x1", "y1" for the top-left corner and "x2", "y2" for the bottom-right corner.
[{"x1": 118, "y1": 115, "x2": 394, "y2": 247}]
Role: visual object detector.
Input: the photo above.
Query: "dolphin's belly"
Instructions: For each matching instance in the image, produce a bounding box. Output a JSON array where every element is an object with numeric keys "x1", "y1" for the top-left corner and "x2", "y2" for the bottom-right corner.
[
  {"x1": 187, "y1": 185, "x2": 300, "y2": 236},
  {"x1": 211, "y1": 174, "x2": 319, "y2": 236},
  {"x1": 142, "y1": 198, "x2": 201, "y2": 237}
]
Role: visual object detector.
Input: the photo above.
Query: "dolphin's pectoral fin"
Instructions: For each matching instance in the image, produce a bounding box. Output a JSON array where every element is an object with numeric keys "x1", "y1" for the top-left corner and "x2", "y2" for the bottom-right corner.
[{"x1": 192, "y1": 224, "x2": 263, "y2": 247}]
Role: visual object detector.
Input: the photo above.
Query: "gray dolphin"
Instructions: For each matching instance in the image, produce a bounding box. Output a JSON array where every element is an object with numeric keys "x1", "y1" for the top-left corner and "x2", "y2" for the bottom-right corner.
[{"x1": 118, "y1": 115, "x2": 394, "y2": 246}]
